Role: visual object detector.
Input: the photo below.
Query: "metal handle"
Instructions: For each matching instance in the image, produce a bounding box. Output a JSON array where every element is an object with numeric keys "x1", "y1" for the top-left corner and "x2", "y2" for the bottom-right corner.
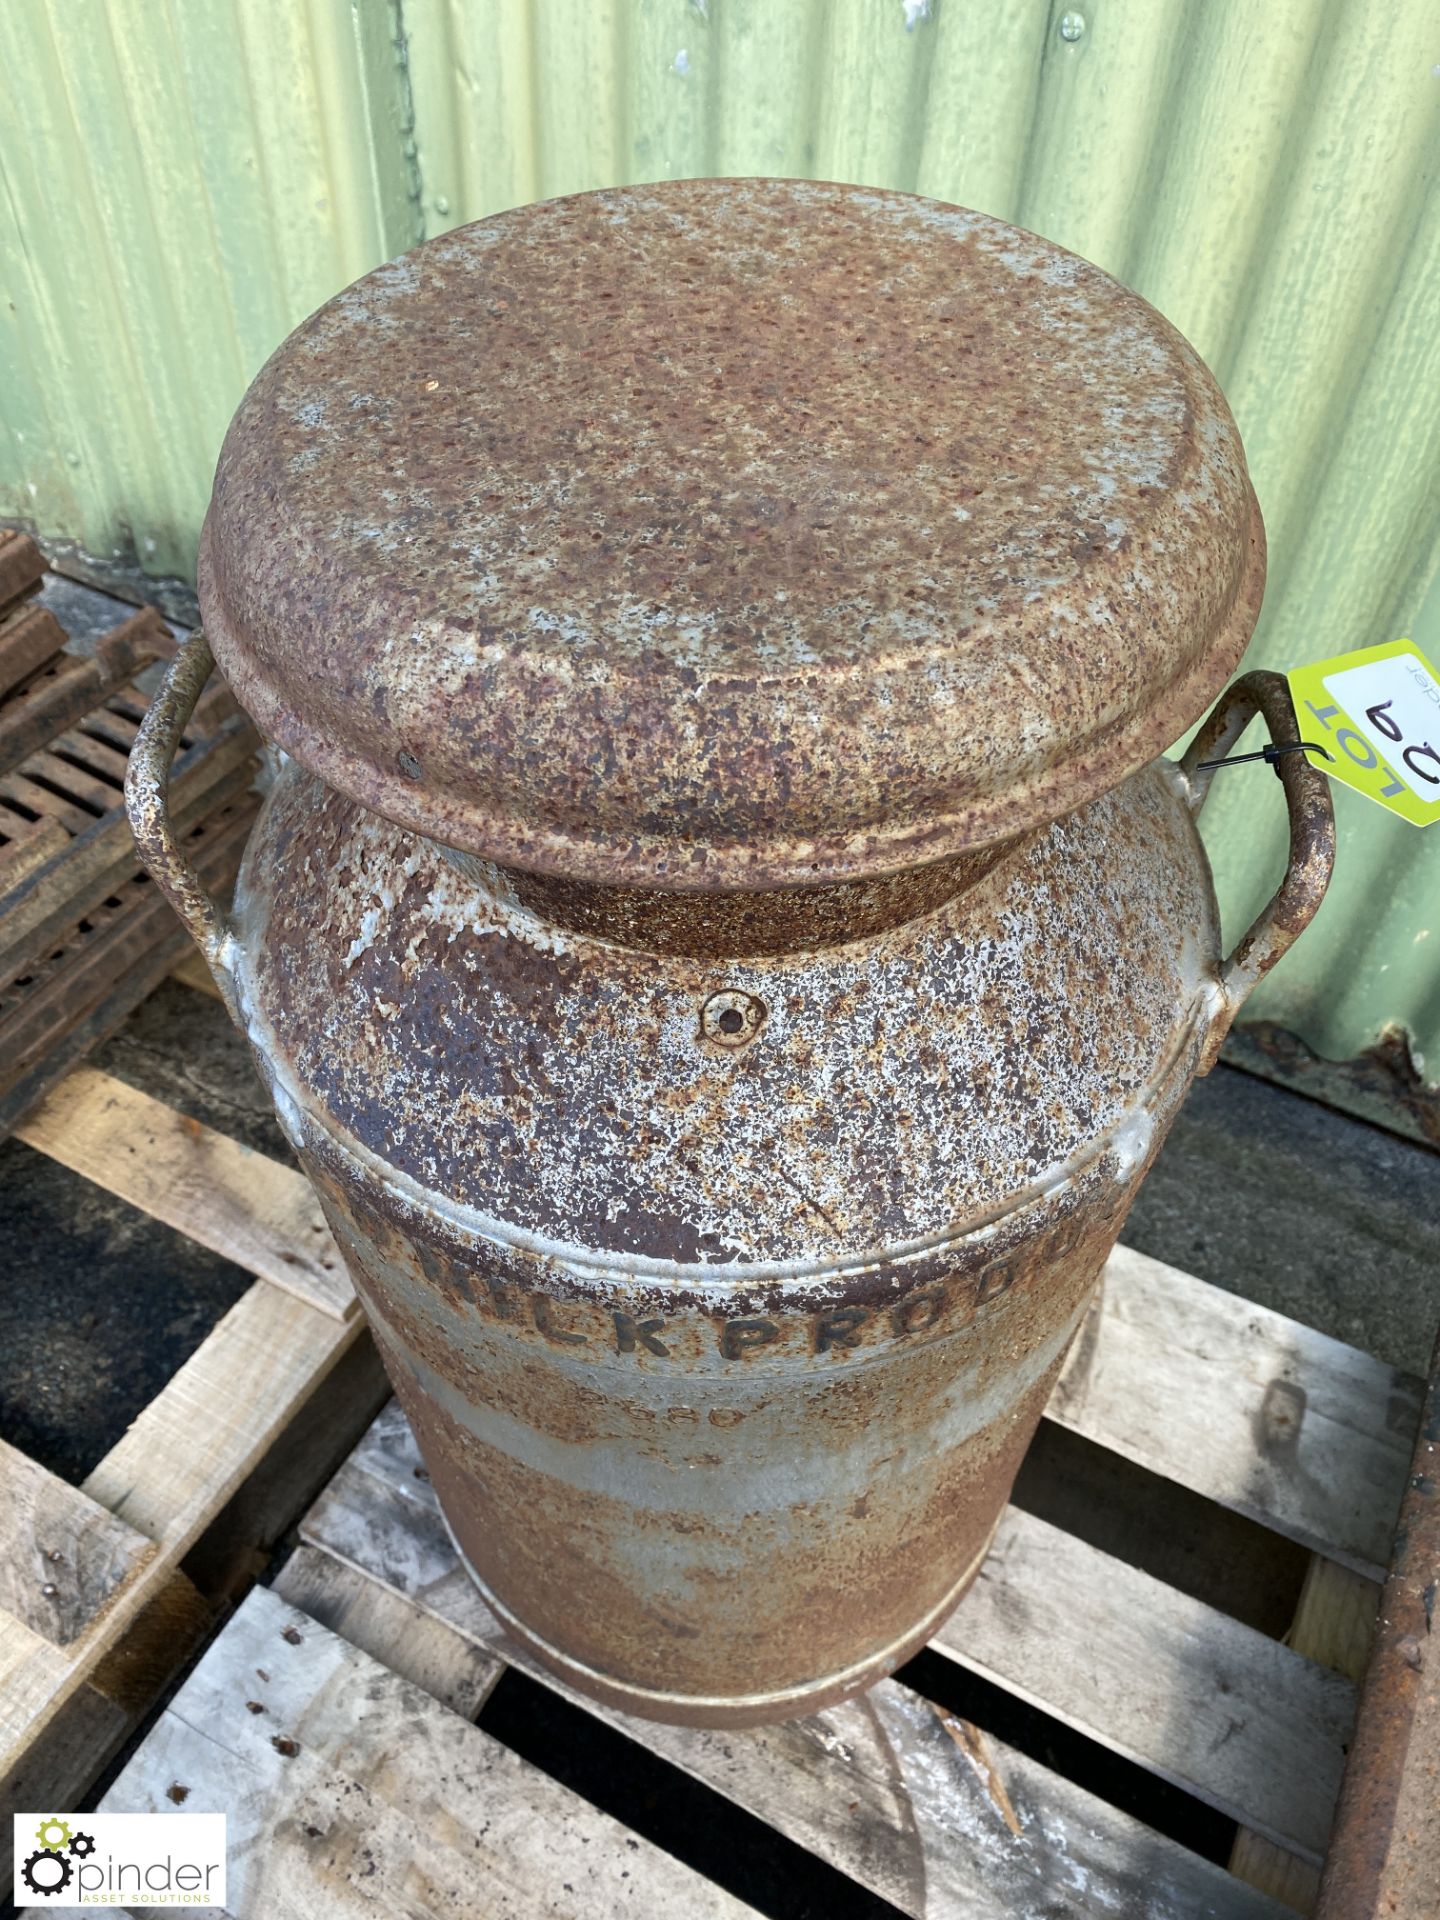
[
  {"x1": 124, "y1": 628, "x2": 242, "y2": 1023},
  {"x1": 1181, "y1": 668, "x2": 1336, "y2": 1071}
]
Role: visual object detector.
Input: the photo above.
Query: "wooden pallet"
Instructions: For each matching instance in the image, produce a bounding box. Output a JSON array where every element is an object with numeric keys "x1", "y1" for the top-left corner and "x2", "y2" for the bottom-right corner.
[
  {"x1": 0, "y1": 993, "x2": 379, "y2": 1866},
  {"x1": 86, "y1": 1243, "x2": 1426, "y2": 1919}
]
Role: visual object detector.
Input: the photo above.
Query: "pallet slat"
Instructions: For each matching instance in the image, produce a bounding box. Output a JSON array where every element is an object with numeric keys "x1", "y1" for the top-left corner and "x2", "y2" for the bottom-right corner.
[
  {"x1": 276, "y1": 1542, "x2": 503, "y2": 1719},
  {"x1": 15, "y1": 1067, "x2": 353, "y2": 1319},
  {"x1": 0, "y1": 1572, "x2": 212, "y2": 1874},
  {"x1": 1049, "y1": 1245, "x2": 1419, "y2": 1577},
  {"x1": 287, "y1": 1406, "x2": 1288, "y2": 1920},
  {"x1": 100, "y1": 1584, "x2": 756, "y2": 1920},
  {"x1": 1230, "y1": 1555, "x2": 1380, "y2": 1912},
  {"x1": 0, "y1": 1441, "x2": 153, "y2": 1646},
  {"x1": 0, "y1": 559, "x2": 260, "y2": 1145},
  {"x1": 171, "y1": 946, "x2": 226, "y2": 1000},
  {"x1": 0, "y1": 1250, "x2": 361, "y2": 1778},
  {"x1": 936, "y1": 1506, "x2": 1354, "y2": 1859}
]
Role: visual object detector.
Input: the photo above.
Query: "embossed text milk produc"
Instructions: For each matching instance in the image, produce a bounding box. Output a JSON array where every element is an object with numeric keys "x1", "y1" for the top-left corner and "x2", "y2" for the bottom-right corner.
[{"x1": 128, "y1": 183, "x2": 1334, "y2": 1727}]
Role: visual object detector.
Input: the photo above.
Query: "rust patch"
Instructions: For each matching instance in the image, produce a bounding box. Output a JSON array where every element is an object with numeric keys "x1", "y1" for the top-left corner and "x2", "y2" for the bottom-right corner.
[
  {"x1": 200, "y1": 179, "x2": 1263, "y2": 889},
  {"x1": 490, "y1": 844, "x2": 1012, "y2": 957},
  {"x1": 1226, "y1": 1017, "x2": 1440, "y2": 1151},
  {"x1": 238, "y1": 758, "x2": 1215, "y2": 1271},
  {"x1": 938, "y1": 1711, "x2": 1024, "y2": 1839}
]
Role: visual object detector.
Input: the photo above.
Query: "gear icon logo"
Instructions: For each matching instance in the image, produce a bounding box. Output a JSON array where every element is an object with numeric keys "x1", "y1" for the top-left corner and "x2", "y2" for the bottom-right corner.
[
  {"x1": 20, "y1": 1847, "x2": 72, "y2": 1897},
  {"x1": 33, "y1": 1817, "x2": 71, "y2": 1851},
  {"x1": 68, "y1": 1829, "x2": 96, "y2": 1858}
]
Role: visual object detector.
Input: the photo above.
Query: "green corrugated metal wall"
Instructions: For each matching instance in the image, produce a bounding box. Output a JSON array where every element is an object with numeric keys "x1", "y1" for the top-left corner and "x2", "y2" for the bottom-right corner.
[{"x1": 2, "y1": 0, "x2": 1437, "y2": 1071}]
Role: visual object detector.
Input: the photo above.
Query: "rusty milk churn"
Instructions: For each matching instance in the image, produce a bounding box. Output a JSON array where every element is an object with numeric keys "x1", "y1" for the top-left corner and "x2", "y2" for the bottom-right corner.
[{"x1": 127, "y1": 182, "x2": 1335, "y2": 1728}]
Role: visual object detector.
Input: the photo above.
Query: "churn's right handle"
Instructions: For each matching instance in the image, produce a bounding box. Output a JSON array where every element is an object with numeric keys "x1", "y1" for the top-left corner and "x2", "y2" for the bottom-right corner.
[
  {"x1": 1181, "y1": 668, "x2": 1336, "y2": 1073},
  {"x1": 125, "y1": 628, "x2": 243, "y2": 1026}
]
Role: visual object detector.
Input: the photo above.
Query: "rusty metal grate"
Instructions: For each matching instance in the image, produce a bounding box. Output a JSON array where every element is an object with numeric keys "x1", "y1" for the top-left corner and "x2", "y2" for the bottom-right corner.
[{"x1": 0, "y1": 533, "x2": 259, "y2": 1135}]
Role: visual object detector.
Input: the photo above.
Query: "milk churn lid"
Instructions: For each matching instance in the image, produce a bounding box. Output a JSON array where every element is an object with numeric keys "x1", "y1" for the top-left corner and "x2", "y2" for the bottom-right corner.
[{"x1": 200, "y1": 179, "x2": 1264, "y2": 889}]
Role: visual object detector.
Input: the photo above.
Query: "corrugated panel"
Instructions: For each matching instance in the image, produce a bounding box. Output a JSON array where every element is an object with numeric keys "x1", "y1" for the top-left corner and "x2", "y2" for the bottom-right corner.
[
  {"x1": 1, "y1": 0, "x2": 1437, "y2": 1070},
  {"x1": 0, "y1": 0, "x2": 423, "y2": 578}
]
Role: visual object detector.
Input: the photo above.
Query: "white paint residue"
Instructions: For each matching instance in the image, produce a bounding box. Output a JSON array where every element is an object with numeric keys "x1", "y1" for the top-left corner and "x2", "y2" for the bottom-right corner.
[
  {"x1": 270, "y1": 1076, "x2": 305, "y2": 1153},
  {"x1": 902, "y1": 0, "x2": 930, "y2": 26},
  {"x1": 1155, "y1": 754, "x2": 1194, "y2": 813},
  {"x1": 241, "y1": 755, "x2": 1220, "y2": 1288},
  {"x1": 1109, "y1": 1108, "x2": 1155, "y2": 1181},
  {"x1": 338, "y1": 834, "x2": 432, "y2": 968},
  {"x1": 810, "y1": 1724, "x2": 857, "y2": 1763},
  {"x1": 673, "y1": 47, "x2": 690, "y2": 74},
  {"x1": 344, "y1": 904, "x2": 385, "y2": 969}
]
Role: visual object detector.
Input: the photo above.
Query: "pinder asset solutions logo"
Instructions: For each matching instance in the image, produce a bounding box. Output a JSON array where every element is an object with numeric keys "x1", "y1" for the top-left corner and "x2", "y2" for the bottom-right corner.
[{"x1": 13, "y1": 1812, "x2": 226, "y2": 1906}]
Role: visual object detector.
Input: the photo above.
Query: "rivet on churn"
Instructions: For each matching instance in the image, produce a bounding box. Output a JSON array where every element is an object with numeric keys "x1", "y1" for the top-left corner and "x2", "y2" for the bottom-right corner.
[{"x1": 699, "y1": 989, "x2": 767, "y2": 1049}]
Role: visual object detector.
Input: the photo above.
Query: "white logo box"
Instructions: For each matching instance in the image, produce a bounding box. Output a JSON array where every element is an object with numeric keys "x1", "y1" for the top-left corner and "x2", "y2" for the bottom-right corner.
[{"x1": 14, "y1": 1812, "x2": 226, "y2": 1907}]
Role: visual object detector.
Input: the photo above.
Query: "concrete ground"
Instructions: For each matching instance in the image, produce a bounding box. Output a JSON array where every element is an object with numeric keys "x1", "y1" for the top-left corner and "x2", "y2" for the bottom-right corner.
[
  {"x1": 1127, "y1": 1059, "x2": 1440, "y2": 1378},
  {"x1": 2, "y1": 974, "x2": 1437, "y2": 1488}
]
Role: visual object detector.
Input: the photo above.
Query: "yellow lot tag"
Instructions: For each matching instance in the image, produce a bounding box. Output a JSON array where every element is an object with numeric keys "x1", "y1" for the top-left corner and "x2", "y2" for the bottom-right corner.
[{"x1": 1289, "y1": 639, "x2": 1440, "y2": 827}]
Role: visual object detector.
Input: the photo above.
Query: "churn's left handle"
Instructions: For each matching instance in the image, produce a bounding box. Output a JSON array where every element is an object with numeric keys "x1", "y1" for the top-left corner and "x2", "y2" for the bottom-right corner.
[
  {"x1": 1181, "y1": 668, "x2": 1336, "y2": 1073},
  {"x1": 125, "y1": 628, "x2": 243, "y2": 1026}
]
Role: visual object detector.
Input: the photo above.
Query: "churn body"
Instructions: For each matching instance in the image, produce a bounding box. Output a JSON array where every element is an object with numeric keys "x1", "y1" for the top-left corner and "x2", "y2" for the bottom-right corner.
[{"x1": 127, "y1": 182, "x2": 1334, "y2": 1727}]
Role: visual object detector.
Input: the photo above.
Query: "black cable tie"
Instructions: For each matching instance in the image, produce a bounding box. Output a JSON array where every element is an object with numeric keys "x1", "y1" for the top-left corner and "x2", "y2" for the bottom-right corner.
[{"x1": 1195, "y1": 740, "x2": 1335, "y2": 775}]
